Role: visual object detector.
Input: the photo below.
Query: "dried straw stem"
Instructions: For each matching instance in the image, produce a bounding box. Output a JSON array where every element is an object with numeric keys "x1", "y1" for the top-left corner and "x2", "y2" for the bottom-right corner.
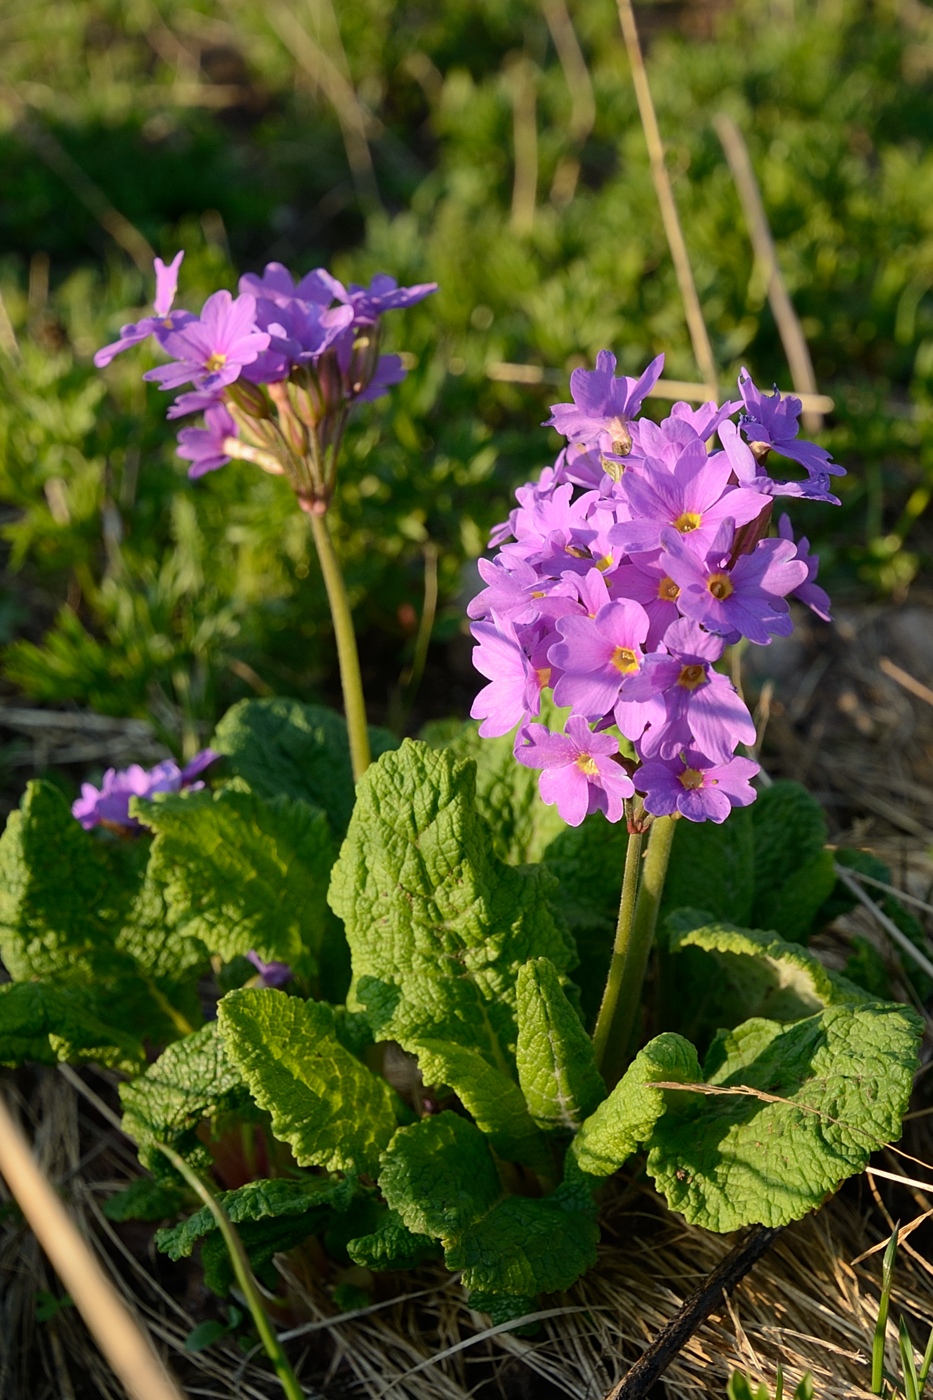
[
  {"x1": 714, "y1": 113, "x2": 823, "y2": 434},
  {"x1": 614, "y1": 0, "x2": 718, "y2": 399}
]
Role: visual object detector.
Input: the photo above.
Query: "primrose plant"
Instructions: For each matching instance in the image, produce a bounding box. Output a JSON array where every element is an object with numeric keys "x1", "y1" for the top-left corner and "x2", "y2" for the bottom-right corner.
[{"x1": 0, "y1": 263, "x2": 922, "y2": 1340}]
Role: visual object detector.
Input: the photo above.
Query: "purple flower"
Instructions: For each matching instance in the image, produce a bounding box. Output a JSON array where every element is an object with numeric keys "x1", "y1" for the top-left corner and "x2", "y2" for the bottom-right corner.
[
  {"x1": 738, "y1": 368, "x2": 844, "y2": 480},
  {"x1": 609, "y1": 445, "x2": 771, "y2": 557},
  {"x1": 95, "y1": 252, "x2": 195, "y2": 368},
  {"x1": 176, "y1": 404, "x2": 238, "y2": 478},
  {"x1": 549, "y1": 593, "x2": 651, "y2": 726},
  {"x1": 246, "y1": 952, "x2": 293, "y2": 988},
  {"x1": 72, "y1": 749, "x2": 219, "y2": 831},
  {"x1": 239, "y1": 262, "x2": 344, "y2": 307},
  {"x1": 719, "y1": 420, "x2": 840, "y2": 506},
  {"x1": 469, "y1": 613, "x2": 543, "y2": 737},
  {"x1": 166, "y1": 388, "x2": 225, "y2": 421},
  {"x1": 637, "y1": 749, "x2": 759, "y2": 822},
  {"x1": 144, "y1": 291, "x2": 270, "y2": 393},
  {"x1": 355, "y1": 353, "x2": 407, "y2": 402},
  {"x1": 515, "y1": 716, "x2": 634, "y2": 826},
  {"x1": 626, "y1": 619, "x2": 756, "y2": 763},
  {"x1": 777, "y1": 515, "x2": 832, "y2": 622},
  {"x1": 660, "y1": 522, "x2": 808, "y2": 645},
  {"x1": 345, "y1": 273, "x2": 438, "y2": 325},
  {"x1": 546, "y1": 351, "x2": 665, "y2": 451}
]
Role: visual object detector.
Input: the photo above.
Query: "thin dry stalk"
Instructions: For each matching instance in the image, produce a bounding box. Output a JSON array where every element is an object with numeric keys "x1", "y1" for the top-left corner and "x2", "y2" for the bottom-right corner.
[
  {"x1": 507, "y1": 56, "x2": 539, "y2": 236},
  {"x1": 542, "y1": 0, "x2": 596, "y2": 205},
  {"x1": 0, "y1": 1084, "x2": 186, "y2": 1400},
  {"x1": 614, "y1": 0, "x2": 718, "y2": 398},
  {"x1": 265, "y1": 2, "x2": 380, "y2": 207},
  {"x1": 714, "y1": 112, "x2": 823, "y2": 434}
]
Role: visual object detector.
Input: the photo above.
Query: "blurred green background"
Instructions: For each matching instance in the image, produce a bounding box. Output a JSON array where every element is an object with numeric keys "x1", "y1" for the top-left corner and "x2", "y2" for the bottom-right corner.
[{"x1": 1, "y1": 0, "x2": 931, "y2": 763}]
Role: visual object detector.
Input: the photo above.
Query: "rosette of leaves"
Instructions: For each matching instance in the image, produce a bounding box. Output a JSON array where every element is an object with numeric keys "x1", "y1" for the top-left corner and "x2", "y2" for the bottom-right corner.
[{"x1": 0, "y1": 703, "x2": 921, "y2": 1323}]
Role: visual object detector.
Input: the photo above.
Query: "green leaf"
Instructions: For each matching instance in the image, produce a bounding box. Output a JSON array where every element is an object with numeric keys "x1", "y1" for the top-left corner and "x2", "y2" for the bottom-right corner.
[
  {"x1": 0, "y1": 781, "x2": 185, "y2": 1042},
  {"x1": 661, "y1": 804, "x2": 755, "y2": 928},
  {"x1": 661, "y1": 910, "x2": 866, "y2": 1046},
  {"x1": 764, "y1": 849, "x2": 837, "y2": 943},
  {"x1": 155, "y1": 1175, "x2": 353, "y2": 1262},
  {"x1": 379, "y1": 1112, "x2": 597, "y2": 1317},
  {"x1": 328, "y1": 740, "x2": 575, "y2": 1066},
  {"x1": 211, "y1": 698, "x2": 398, "y2": 839},
  {"x1": 569, "y1": 1033, "x2": 703, "y2": 1179},
  {"x1": 136, "y1": 786, "x2": 336, "y2": 979},
  {"x1": 405, "y1": 1037, "x2": 550, "y2": 1171},
  {"x1": 103, "y1": 1177, "x2": 189, "y2": 1223},
  {"x1": 750, "y1": 782, "x2": 827, "y2": 938},
  {"x1": 346, "y1": 1207, "x2": 442, "y2": 1271},
  {"x1": 119, "y1": 1023, "x2": 249, "y2": 1174},
  {"x1": 0, "y1": 981, "x2": 144, "y2": 1072},
  {"x1": 539, "y1": 815, "x2": 629, "y2": 1027},
  {"x1": 200, "y1": 1214, "x2": 325, "y2": 1297},
  {"x1": 421, "y1": 718, "x2": 564, "y2": 864},
  {"x1": 0, "y1": 781, "x2": 136, "y2": 981},
  {"x1": 217, "y1": 989, "x2": 396, "y2": 1176},
  {"x1": 515, "y1": 958, "x2": 605, "y2": 1132},
  {"x1": 648, "y1": 1001, "x2": 922, "y2": 1231}
]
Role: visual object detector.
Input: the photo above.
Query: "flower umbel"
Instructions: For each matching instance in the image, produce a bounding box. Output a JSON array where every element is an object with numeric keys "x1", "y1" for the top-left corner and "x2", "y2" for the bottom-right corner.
[{"x1": 469, "y1": 352, "x2": 842, "y2": 824}]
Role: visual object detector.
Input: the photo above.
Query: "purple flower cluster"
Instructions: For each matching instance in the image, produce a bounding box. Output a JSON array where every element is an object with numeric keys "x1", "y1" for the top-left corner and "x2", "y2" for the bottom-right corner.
[
  {"x1": 72, "y1": 750, "x2": 218, "y2": 831},
  {"x1": 469, "y1": 353, "x2": 839, "y2": 826},
  {"x1": 97, "y1": 254, "x2": 436, "y2": 510}
]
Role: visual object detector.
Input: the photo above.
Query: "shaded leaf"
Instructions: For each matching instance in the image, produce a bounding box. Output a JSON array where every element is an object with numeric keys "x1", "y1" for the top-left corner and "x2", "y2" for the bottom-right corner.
[{"x1": 516, "y1": 957, "x2": 605, "y2": 1132}]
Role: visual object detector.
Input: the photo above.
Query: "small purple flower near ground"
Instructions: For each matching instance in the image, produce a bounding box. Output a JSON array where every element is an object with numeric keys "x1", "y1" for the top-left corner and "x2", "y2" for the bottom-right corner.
[
  {"x1": 72, "y1": 750, "x2": 219, "y2": 831},
  {"x1": 515, "y1": 716, "x2": 634, "y2": 826},
  {"x1": 246, "y1": 952, "x2": 293, "y2": 989}
]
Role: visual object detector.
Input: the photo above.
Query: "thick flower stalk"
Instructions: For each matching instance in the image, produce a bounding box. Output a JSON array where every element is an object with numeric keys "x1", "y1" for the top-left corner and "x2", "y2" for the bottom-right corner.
[
  {"x1": 468, "y1": 351, "x2": 840, "y2": 830},
  {"x1": 96, "y1": 255, "x2": 437, "y2": 781}
]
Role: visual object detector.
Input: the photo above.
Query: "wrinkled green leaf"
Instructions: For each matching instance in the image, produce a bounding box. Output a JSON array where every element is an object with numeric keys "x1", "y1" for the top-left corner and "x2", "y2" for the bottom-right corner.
[
  {"x1": 136, "y1": 786, "x2": 335, "y2": 978},
  {"x1": 649, "y1": 1001, "x2": 921, "y2": 1231},
  {"x1": 217, "y1": 989, "x2": 396, "y2": 1175},
  {"x1": 328, "y1": 740, "x2": 574, "y2": 1066},
  {"x1": 569, "y1": 1033, "x2": 702, "y2": 1179},
  {"x1": 0, "y1": 781, "x2": 187, "y2": 1042},
  {"x1": 750, "y1": 783, "x2": 827, "y2": 938},
  {"x1": 661, "y1": 910, "x2": 867, "y2": 1046},
  {"x1": 0, "y1": 981, "x2": 144, "y2": 1072},
  {"x1": 103, "y1": 1177, "x2": 189, "y2": 1223},
  {"x1": 405, "y1": 1037, "x2": 550, "y2": 1171},
  {"x1": 765, "y1": 849, "x2": 837, "y2": 943},
  {"x1": 156, "y1": 1175, "x2": 354, "y2": 1261},
  {"x1": 516, "y1": 958, "x2": 605, "y2": 1133},
  {"x1": 380, "y1": 1112, "x2": 597, "y2": 1319},
  {"x1": 120, "y1": 1023, "x2": 249, "y2": 1174},
  {"x1": 201, "y1": 1214, "x2": 324, "y2": 1296},
  {"x1": 346, "y1": 1206, "x2": 442, "y2": 1272},
  {"x1": 421, "y1": 718, "x2": 564, "y2": 864},
  {"x1": 540, "y1": 815, "x2": 629, "y2": 1027},
  {"x1": 211, "y1": 698, "x2": 398, "y2": 840}
]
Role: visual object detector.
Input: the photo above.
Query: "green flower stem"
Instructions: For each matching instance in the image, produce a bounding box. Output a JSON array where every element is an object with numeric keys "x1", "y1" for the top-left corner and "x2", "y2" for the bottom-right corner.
[
  {"x1": 305, "y1": 508, "x2": 371, "y2": 782},
  {"x1": 156, "y1": 1143, "x2": 305, "y2": 1400},
  {"x1": 593, "y1": 814, "x2": 678, "y2": 1088},
  {"x1": 591, "y1": 825, "x2": 644, "y2": 1076}
]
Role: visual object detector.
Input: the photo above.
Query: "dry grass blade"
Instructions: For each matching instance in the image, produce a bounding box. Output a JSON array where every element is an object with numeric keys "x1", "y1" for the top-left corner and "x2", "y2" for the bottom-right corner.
[
  {"x1": 614, "y1": 0, "x2": 718, "y2": 397},
  {"x1": 833, "y1": 865, "x2": 933, "y2": 979},
  {"x1": 714, "y1": 112, "x2": 823, "y2": 434},
  {"x1": 880, "y1": 657, "x2": 933, "y2": 708},
  {"x1": 0, "y1": 1089, "x2": 186, "y2": 1400}
]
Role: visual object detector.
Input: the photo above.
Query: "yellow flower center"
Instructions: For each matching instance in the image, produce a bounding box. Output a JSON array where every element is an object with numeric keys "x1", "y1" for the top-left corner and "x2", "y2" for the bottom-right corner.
[
  {"x1": 576, "y1": 753, "x2": 599, "y2": 776},
  {"x1": 205, "y1": 351, "x2": 228, "y2": 373},
  {"x1": 677, "y1": 663, "x2": 706, "y2": 690},
  {"x1": 535, "y1": 666, "x2": 551, "y2": 690},
  {"x1": 673, "y1": 512, "x2": 703, "y2": 533},
  {"x1": 707, "y1": 572, "x2": 733, "y2": 600},
  {"x1": 596, "y1": 554, "x2": 614, "y2": 572},
  {"x1": 657, "y1": 576, "x2": 680, "y2": 602},
  {"x1": 678, "y1": 766, "x2": 704, "y2": 790},
  {"x1": 611, "y1": 646, "x2": 639, "y2": 675}
]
